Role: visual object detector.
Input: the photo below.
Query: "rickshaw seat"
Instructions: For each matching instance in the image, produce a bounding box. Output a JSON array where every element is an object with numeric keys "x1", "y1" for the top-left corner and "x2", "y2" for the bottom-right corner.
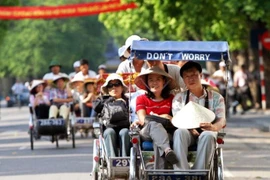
[{"x1": 141, "y1": 141, "x2": 198, "y2": 152}]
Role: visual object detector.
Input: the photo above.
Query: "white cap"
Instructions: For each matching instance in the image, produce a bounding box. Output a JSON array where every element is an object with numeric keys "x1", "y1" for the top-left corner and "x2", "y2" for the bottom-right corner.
[
  {"x1": 123, "y1": 35, "x2": 141, "y2": 58},
  {"x1": 118, "y1": 45, "x2": 127, "y2": 57},
  {"x1": 172, "y1": 101, "x2": 215, "y2": 129},
  {"x1": 219, "y1": 61, "x2": 226, "y2": 67},
  {"x1": 73, "y1": 61, "x2": 80, "y2": 68},
  {"x1": 98, "y1": 64, "x2": 107, "y2": 69}
]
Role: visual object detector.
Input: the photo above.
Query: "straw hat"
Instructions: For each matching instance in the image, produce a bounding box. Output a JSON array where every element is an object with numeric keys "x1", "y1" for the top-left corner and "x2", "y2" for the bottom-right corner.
[
  {"x1": 101, "y1": 73, "x2": 128, "y2": 94},
  {"x1": 30, "y1": 80, "x2": 46, "y2": 94},
  {"x1": 134, "y1": 66, "x2": 177, "y2": 91},
  {"x1": 172, "y1": 101, "x2": 215, "y2": 129}
]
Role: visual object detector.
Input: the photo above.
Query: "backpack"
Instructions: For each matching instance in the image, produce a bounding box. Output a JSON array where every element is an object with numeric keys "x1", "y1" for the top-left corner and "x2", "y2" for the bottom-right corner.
[{"x1": 101, "y1": 97, "x2": 130, "y2": 128}]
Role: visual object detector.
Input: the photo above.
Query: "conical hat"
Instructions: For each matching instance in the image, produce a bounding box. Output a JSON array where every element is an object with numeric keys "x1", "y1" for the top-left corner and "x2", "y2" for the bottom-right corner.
[
  {"x1": 30, "y1": 80, "x2": 46, "y2": 94},
  {"x1": 134, "y1": 66, "x2": 177, "y2": 91},
  {"x1": 172, "y1": 101, "x2": 215, "y2": 129}
]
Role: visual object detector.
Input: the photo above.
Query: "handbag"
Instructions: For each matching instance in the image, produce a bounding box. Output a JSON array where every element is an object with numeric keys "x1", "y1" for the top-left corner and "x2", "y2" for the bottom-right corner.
[{"x1": 144, "y1": 115, "x2": 174, "y2": 128}]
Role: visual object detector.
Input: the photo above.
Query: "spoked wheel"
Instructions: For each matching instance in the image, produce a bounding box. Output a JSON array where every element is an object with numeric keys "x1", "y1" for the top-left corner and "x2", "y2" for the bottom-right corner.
[
  {"x1": 129, "y1": 147, "x2": 138, "y2": 180},
  {"x1": 217, "y1": 148, "x2": 224, "y2": 180},
  {"x1": 71, "y1": 126, "x2": 76, "y2": 148},
  {"x1": 55, "y1": 136, "x2": 59, "y2": 148},
  {"x1": 30, "y1": 128, "x2": 34, "y2": 150}
]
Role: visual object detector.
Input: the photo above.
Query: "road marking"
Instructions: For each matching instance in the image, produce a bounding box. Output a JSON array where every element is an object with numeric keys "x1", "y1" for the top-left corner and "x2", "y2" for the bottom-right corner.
[
  {"x1": 224, "y1": 168, "x2": 234, "y2": 177},
  {"x1": 19, "y1": 146, "x2": 27, "y2": 150}
]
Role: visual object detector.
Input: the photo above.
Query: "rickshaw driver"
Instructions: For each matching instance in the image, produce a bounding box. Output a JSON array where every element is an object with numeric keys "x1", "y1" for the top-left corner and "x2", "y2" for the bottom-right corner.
[
  {"x1": 146, "y1": 60, "x2": 186, "y2": 92},
  {"x1": 172, "y1": 61, "x2": 226, "y2": 170}
]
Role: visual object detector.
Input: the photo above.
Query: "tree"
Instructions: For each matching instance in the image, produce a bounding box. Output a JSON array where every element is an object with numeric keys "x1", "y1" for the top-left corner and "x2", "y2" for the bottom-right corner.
[
  {"x1": 99, "y1": 0, "x2": 270, "y2": 108},
  {"x1": 0, "y1": 0, "x2": 109, "y2": 78},
  {"x1": 100, "y1": 0, "x2": 270, "y2": 49}
]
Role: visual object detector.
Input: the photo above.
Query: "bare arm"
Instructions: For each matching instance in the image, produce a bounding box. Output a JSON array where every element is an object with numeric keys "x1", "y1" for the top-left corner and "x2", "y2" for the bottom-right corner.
[{"x1": 200, "y1": 117, "x2": 226, "y2": 132}]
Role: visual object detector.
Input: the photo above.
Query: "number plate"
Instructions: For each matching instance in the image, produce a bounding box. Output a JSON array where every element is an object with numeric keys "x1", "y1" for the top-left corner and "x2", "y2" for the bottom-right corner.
[
  {"x1": 148, "y1": 174, "x2": 206, "y2": 180},
  {"x1": 39, "y1": 119, "x2": 64, "y2": 126},
  {"x1": 76, "y1": 118, "x2": 93, "y2": 124},
  {"x1": 112, "y1": 159, "x2": 130, "y2": 167}
]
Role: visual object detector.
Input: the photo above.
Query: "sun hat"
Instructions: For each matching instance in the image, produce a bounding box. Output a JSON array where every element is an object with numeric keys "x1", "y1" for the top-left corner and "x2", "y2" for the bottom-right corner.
[
  {"x1": 219, "y1": 61, "x2": 226, "y2": 67},
  {"x1": 98, "y1": 64, "x2": 107, "y2": 70},
  {"x1": 134, "y1": 66, "x2": 177, "y2": 91},
  {"x1": 123, "y1": 35, "x2": 141, "y2": 58},
  {"x1": 172, "y1": 101, "x2": 215, "y2": 129},
  {"x1": 49, "y1": 60, "x2": 61, "y2": 69},
  {"x1": 30, "y1": 80, "x2": 46, "y2": 94},
  {"x1": 52, "y1": 74, "x2": 69, "y2": 84},
  {"x1": 118, "y1": 45, "x2": 130, "y2": 58},
  {"x1": 101, "y1": 73, "x2": 128, "y2": 94},
  {"x1": 70, "y1": 75, "x2": 84, "y2": 86},
  {"x1": 73, "y1": 60, "x2": 80, "y2": 68},
  {"x1": 180, "y1": 61, "x2": 202, "y2": 77}
]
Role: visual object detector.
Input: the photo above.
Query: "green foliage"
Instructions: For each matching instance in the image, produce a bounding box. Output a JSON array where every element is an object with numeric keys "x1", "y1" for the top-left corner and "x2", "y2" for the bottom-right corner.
[
  {"x1": 0, "y1": 0, "x2": 109, "y2": 78},
  {"x1": 99, "y1": 0, "x2": 270, "y2": 50}
]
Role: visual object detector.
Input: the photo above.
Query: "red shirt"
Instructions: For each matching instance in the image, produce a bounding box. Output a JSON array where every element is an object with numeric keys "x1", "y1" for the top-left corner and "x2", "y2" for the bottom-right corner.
[{"x1": 136, "y1": 94, "x2": 174, "y2": 115}]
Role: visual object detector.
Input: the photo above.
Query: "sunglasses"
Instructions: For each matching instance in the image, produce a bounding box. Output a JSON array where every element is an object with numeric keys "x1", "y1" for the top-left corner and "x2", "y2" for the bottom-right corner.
[{"x1": 107, "y1": 82, "x2": 122, "y2": 88}]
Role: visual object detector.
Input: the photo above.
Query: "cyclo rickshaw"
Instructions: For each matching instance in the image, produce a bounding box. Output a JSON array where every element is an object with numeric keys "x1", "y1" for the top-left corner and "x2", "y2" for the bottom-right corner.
[
  {"x1": 28, "y1": 79, "x2": 76, "y2": 150},
  {"x1": 91, "y1": 40, "x2": 229, "y2": 180}
]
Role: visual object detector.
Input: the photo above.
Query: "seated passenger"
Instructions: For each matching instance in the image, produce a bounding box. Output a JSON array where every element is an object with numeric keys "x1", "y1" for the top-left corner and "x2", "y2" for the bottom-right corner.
[
  {"x1": 172, "y1": 61, "x2": 226, "y2": 170},
  {"x1": 49, "y1": 75, "x2": 73, "y2": 121},
  {"x1": 70, "y1": 76, "x2": 85, "y2": 117},
  {"x1": 82, "y1": 78, "x2": 98, "y2": 117},
  {"x1": 29, "y1": 80, "x2": 50, "y2": 119},
  {"x1": 131, "y1": 66, "x2": 179, "y2": 169},
  {"x1": 93, "y1": 73, "x2": 130, "y2": 157}
]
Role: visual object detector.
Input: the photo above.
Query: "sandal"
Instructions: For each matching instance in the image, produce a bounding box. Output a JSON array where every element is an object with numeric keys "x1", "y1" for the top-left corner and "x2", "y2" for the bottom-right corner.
[{"x1": 165, "y1": 149, "x2": 179, "y2": 164}]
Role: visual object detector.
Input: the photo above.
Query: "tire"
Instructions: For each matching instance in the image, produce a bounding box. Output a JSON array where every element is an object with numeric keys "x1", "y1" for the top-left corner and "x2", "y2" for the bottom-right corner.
[
  {"x1": 129, "y1": 147, "x2": 137, "y2": 180},
  {"x1": 55, "y1": 136, "x2": 59, "y2": 148},
  {"x1": 30, "y1": 128, "x2": 34, "y2": 150},
  {"x1": 72, "y1": 127, "x2": 76, "y2": 148},
  {"x1": 217, "y1": 148, "x2": 224, "y2": 180}
]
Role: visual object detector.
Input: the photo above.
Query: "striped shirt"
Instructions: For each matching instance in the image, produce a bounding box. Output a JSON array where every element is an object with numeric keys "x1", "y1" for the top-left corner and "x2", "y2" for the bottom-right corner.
[
  {"x1": 172, "y1": 89, "x2": 225, "y2": 119},
  {"x1": 50, "y1": 88, "x2": 69, "y2": 107}
]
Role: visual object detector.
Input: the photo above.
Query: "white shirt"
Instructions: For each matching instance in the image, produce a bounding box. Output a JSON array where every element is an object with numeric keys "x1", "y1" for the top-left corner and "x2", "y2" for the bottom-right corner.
[
  {"x1": 11, "y1": 83, "x2": 25, "y2": 94},
  {"x1": 126, "y1": 90, "x2": 146, "y2": 122},
  {"x1": 73, "y1": 70, "x2": 97, "y2": 79},
  {"x1": 69, "y1": 72, "x2": 76, "y2": 80},
  {"x1": 166, "y1": 64, "x2": 186, "y2": 92},
  {"x1": 43, "y1": 72, "x2": 68, "y2": 80},
  {"x1": 116, "y1": 60, "x2": 148, "y2": 73}
]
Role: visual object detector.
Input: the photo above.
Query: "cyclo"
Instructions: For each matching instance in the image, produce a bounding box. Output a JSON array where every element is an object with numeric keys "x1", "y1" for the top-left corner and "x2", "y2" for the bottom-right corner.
[
  {"x1": 91, "y1": 40, "x2": 229, "y2": 180},
  {"x1": 28, "y1": 78, "x2": 76, "y2": 150}
]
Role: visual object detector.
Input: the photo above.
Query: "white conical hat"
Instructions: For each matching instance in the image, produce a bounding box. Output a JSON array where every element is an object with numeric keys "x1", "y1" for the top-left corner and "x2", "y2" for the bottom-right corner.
[
  {"x1": 30, "y1": 80, "x2": 46, "y2": 94},
  {"x1": 172, "y1": 101, "x2": 215, "y2": 129}
]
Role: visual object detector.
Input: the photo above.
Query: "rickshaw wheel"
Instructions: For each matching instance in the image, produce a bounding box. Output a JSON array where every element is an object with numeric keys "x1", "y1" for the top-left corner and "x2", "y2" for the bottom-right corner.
[
  {"x1": 129, "y1": 147, "x2": 138, "y2": 180},
  {"x1": 30, "y1": 128, "x2": 34, "y2": 150},
  {"x1": 71, "y1": 126, "x2": 76, "y2": 148},
  {"x1": 55, "y1": 136, "x2": 59, "y2": 148}
]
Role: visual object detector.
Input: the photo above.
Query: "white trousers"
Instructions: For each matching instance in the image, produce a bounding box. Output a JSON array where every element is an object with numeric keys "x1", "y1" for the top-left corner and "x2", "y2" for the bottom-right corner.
[{"x1": 49, "y1": 105, "x2": 70, "y2": 120}]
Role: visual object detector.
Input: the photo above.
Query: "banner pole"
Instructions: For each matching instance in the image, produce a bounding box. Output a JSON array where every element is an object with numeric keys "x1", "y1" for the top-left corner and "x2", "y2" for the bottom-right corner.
[{"x1": 258, "y1": 35, "x2": 267, "y2": 110}]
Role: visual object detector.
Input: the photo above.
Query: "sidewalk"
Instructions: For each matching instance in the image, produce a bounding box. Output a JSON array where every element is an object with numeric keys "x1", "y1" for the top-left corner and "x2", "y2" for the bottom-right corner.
[{"x1": 228, "y1": 108, "x2": 270, "y2": 132}]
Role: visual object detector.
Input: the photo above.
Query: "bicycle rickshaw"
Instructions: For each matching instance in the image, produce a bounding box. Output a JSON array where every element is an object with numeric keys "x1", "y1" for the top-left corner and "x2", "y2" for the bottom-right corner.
[
  {"x1": 91, "y1": 40, "x2": 230, "y2": 180},
  {"x1": 28, "y1": 79, "x2": 76, "y2": 150}
]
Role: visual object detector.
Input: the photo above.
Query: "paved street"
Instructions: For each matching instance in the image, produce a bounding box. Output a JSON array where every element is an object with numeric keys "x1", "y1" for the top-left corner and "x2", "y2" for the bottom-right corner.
[
  {"x1": 0, "y1": 105, "x2": 93, "y2": 180},
  {"x1": 0, "y1": 102, "x2": 270, "y2": 180}
]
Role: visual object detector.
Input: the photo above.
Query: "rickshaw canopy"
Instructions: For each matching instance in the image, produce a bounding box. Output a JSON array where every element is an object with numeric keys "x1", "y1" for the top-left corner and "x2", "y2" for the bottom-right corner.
[{"x1": 130, "y1": 41, "x2": 230, "y2": 62}]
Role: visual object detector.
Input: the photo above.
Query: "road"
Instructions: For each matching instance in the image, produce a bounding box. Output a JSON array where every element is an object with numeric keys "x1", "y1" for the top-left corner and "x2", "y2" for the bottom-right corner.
[
  {"x1": 0, "y1": 105, "x2": 270, "y2": 180},
  {"x1": 0, "y1": 106, "x2": 93, "y2": 180}
]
